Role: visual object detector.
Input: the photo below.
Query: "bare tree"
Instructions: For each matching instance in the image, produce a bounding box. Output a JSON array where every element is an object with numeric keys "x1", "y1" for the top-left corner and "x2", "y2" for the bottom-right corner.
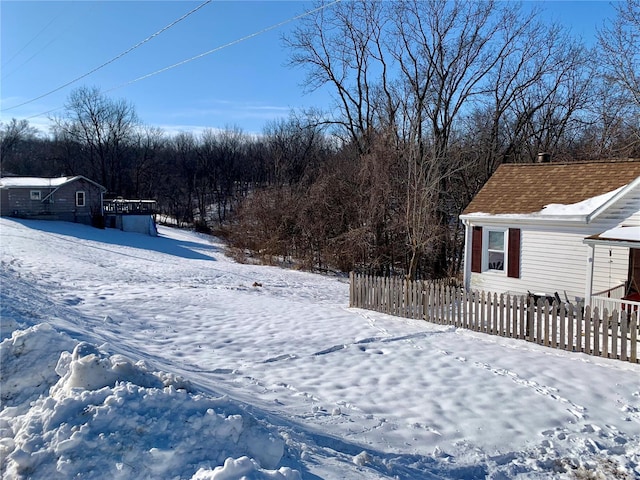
[
  {"x1": 159, "y1": 132, "x2": 197, "y2": 226},
  {"x1": 287, "y1": 0, "x2": 390, "y2": 154},
  {"x1": 51, "y1": 86, "x2": 138, "y2": 194},
  {"x1": 597, "y1": 0, "x2": 640, "y2": 154},
  {"x1": 599, "y1": 1, "x2": 640, "y2": 107},
  {"x1": 0, "y1": 118, "x2": 39, "y2": 174},
  {"x1": 286, "y1": 0, "x2": 595, "y2": 278},
  {"x1": 130, "y1": 125, "x2": 165, "y2": 197}
]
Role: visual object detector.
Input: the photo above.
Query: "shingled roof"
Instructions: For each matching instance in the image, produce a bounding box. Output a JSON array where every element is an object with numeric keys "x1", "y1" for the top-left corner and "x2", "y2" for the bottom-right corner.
[{"x1": 463, "y1": 160, "x2": 640, "y2": 215}]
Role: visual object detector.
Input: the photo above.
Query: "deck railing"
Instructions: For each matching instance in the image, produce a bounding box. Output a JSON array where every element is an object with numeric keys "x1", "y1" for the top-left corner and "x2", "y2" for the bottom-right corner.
[
  {"x1": 103, "y1": 199, "x2": 157, "y2": 215},
  {"x1": 593, "y1": 284, "x2": 627, "y2": 300},
  {"x1": 592, "y1": 284, "x2": 640, "y2": 315}
]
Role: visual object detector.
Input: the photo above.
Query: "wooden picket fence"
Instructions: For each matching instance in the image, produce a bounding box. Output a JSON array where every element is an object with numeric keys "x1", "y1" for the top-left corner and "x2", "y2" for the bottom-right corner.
[{"x1": 349, "y1": 272, "x2": 639, "y2": 364}]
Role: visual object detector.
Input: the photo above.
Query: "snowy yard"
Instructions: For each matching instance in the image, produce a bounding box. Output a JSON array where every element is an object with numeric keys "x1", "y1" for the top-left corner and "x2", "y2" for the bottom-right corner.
[{"x1": 1, "y1": 218, "x2": 639, "y2": 479}]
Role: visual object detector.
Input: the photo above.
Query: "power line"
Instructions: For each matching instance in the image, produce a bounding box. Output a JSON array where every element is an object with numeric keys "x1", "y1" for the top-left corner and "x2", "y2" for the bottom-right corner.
[
  {"x1": 2, "y1": 12, "x2": 59, "y2": 70},
  {"x1": 19, "y1": 0, "x2": 341, "y2": 123},
  {"x1": 0, "y1": 0, "x2": 97, "y2": 80},
  {"x1": 105, "y1": 0, "x2": 341, "y2": 94},
  {"x1": 2, "y1": 0, "x2": 212, "y2": 112}
]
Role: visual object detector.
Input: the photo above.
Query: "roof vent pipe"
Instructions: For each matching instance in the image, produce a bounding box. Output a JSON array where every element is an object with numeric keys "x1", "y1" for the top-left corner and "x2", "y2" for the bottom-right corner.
[{"x1": 537, "y1": 152, "x2": 551, "y2": 163}]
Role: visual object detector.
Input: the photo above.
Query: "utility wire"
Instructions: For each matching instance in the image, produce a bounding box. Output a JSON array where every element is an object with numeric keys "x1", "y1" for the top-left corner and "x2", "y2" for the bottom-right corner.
[
  {"x1": 2, "y1": 2, "x2": 101, "y2": 80},
  {"x1": 20, "y1": 0, "x2": 341, "y2": 122},
  {"x1": 3, "y1": 0, "x2": 212, "y2": 112},
  {"x1": 2, "y1": 13, "x2": 59, "y2": 70},
  {"x1": 105, "y1": 0, "x2": 341, "y2": 94}
]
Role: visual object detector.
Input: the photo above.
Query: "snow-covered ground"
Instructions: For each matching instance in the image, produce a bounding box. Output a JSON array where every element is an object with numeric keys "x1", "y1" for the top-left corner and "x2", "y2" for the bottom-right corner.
[{"x1": 1, "y1": 217, "x2": 639, "y2": 479}]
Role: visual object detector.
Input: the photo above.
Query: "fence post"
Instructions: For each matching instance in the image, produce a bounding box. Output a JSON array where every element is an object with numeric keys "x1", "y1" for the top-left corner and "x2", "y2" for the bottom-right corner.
[
  {"x1": 408, "y1": 278, "x2": 413, "y2": 318},
  {"x1": 477, "y1": 291, "x2": 482, "y2": 332},
  {"x1": 447, "y1": 285, "x2": 453, "y2": 326},
  {"x1": 620, "y1": 310, "x2": 628, "y2": 362},
  {"x1": 551, "y1": 302, "x2": 558, "y2": 348},
  {"x1": 442, "y1": 284, "x2": 448, "y2": 325},
  {"x1": 394, "y1": 276, "x2": 399, "y2": 315},
  {"x1": 363, "y1": 274, "x2": 368, "y2": 310},
  {"x1": 431, "y1": 282, "x2": 437, "y2": 323},
  {"x1": 477, "y1": 291, "x2": 484, "y2": 332},
  {"x1": 567, "y1": 304, "x2": 575, "y2": 352},
  {"x1": 601, "y1": 309, "x2": 609, "y2": 358},
  {"x1": 543, "y1": 300, "x2": 550, "y2": 346},
  {"x1": 349, "y1": 271, "x2": 354, "y2": 308},
  {"x1": 534, "y1": 299, "x2": 541, "y2": 344},
  {"x1": 583, "y1": 306, "x2": 590, "y2": 354},
  {"x1": 610, "y1": 310, "x2": 619, "y2": 360},
  {"x1": 462, "y1": 289, "x2": 468, "y2": 329},
  {"x1": 372, "y1": 275, "x2": 377, "y2": 312},
  {"x1": 423, "y1": 282, "x2": 430, "y2": 322},
  {"x1": 490, "y1": 293, "x2": 497, "y2": 334},
  {"x1": 526, "y1": 297, "x2": 534, "y2": 341},
  {"x1": 432, "y1": 283, "x2": 438, "y2": 324},
  {"x1": 458, "y1": 288, "x2": 463, "y2": 328},
  {"x1": 499, "y1": 294, "x2": 505, "y2": 337},
  {"x1": 559, "y1": 302, "x2": 566, "y2": 350},
  {"x1": 519, "y1": 296, "x2": 526, "y2": 340},
  {"x1": 511, "y1": 295, "x2": 518, "y2": 338},
  {"x1": 593, "y1": 308, "x2": 601, "y2": 356},
  {"x1": 630, "y1": 312, "x2": 638, "y2": 363},
  {"x1": 500, "y1": 294, "x2": 513, "y2": 338}
]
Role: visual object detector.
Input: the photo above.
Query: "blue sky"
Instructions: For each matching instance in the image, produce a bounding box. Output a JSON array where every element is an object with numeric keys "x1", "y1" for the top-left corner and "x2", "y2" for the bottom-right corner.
[{"x1": 0, "y1": 1, "x2": 620, "y2": 136}]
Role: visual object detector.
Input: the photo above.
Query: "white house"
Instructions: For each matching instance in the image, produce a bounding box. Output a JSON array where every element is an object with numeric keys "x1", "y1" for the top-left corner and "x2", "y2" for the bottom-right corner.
[{"x1": 459, "y1": 160, "x2": 640, "y2": 313}]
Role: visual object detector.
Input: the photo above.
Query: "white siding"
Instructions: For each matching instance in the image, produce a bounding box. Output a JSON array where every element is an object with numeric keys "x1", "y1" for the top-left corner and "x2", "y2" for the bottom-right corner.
[
  {"x1": 597, "y1": 184, "x2": 640, "y2": 226},
  {"x1": 591, "y1": 244, "x2": 629, "y2": 294},
  {"x1": 621, "y1": 210, "x2": 640, "y2": 226},
  {"x1": 470, "y1": 224, "x2": 629, "y2": 301},
  {"x1": 468, "y1": 183, "x2": 639, "y2": 299}
]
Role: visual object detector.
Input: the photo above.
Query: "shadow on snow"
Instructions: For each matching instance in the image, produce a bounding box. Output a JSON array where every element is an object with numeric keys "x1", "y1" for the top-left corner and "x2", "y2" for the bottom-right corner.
[{"x1": 5, "y1": 218, "x2": 218, "y2": 262}]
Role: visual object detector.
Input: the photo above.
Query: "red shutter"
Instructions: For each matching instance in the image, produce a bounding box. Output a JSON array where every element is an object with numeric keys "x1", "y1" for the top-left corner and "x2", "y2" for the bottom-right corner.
[
  {"x1": 507, "y1": 228, "x2": 521, "y2": 278},
  {"x1": 471, "y1": 226, "x2": 482, "y2": 273}
]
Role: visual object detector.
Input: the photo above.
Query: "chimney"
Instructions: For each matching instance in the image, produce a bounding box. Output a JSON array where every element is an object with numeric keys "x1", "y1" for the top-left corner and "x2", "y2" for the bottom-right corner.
[{"x1": 537, "y1": 152, "x2": 551, "y2": 163}]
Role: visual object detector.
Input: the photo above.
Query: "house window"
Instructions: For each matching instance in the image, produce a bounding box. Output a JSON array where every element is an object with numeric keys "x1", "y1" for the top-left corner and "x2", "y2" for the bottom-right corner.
[
  {"x1": 30, "y1": 190, "x2": 41, "y2": 200},
  {"x1": 471, "y1": 227, "x2": 520, "y2": 278},
  {"x1": 76, "y1": 191, "x2": 85, "y2": 207},
  {"x1": 486, "y1": 229, "x2": 506, "y2": 271}
]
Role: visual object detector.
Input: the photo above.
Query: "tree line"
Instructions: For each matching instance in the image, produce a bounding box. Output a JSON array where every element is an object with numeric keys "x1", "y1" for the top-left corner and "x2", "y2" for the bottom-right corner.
[{"x1": 1, "y1": 0, "x2": 638, "y2": 279}]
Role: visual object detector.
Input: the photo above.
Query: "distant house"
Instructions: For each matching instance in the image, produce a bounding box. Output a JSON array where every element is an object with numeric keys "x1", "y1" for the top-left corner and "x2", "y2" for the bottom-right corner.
[
  {"x1": 0, "y1": 176, "x2": 106, "y2": 226},
  {"x1": 459, "y1": 160, "x2": 640, "y2": 313}
]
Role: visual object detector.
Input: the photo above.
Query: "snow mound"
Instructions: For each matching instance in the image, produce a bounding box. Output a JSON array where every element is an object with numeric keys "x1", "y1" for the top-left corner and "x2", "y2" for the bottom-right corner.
[
  {"x1": 51, "y1": 341, "x2": 176, "y2": 395},
  {"x1": 191, "y1": 456, "x2": 301, "y2": 480},
  {"x1": 1, "y1": 323, "x2": 75, "y2": 413},
  {"x1": 0, "y1": 323, "x2": 291, "y2": 479}
]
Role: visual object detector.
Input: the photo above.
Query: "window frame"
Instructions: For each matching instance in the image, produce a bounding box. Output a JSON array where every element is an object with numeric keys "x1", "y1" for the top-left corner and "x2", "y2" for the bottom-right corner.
[
  {"x1": 483, "y1": 228, "x2": 507, "y2": 273},
  {"x1": 75, "y1": 191, "x2": 86, "y2": 207},
  {"x1": 30, "y1": 190, "x2": 41, "y2": 201}
]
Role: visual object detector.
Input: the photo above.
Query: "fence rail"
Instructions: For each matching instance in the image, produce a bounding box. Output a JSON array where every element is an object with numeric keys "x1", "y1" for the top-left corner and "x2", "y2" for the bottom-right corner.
[{"x1": 349, "y1": 272, "x2": 639, "y2": 364}]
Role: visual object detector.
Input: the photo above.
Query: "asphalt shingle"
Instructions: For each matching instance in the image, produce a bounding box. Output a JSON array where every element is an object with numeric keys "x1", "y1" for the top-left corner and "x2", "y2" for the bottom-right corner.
[{"x1": 463, "y1": 160, "x2": 640, "y2": 215}]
